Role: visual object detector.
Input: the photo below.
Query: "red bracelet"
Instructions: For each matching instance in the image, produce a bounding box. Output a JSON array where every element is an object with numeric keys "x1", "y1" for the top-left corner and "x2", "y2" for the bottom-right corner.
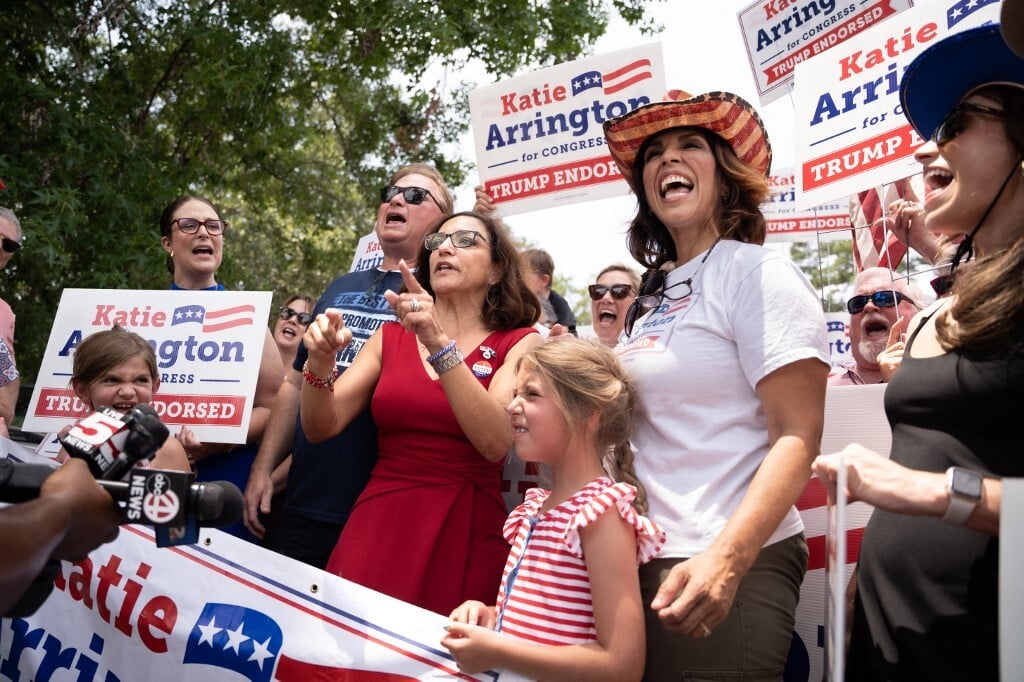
[{"x1": 302, "y1": 360, "x2": 339, "y2": 391}]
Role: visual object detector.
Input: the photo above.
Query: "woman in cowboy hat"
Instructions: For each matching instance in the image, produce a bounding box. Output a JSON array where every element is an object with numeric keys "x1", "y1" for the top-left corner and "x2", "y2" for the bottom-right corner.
[
  {"x1": 603, "y1": 93, "x2": 830, "y2": 678},
  {"x1": 813, "y1": 23, "x2": 1024, "y2": 680}
]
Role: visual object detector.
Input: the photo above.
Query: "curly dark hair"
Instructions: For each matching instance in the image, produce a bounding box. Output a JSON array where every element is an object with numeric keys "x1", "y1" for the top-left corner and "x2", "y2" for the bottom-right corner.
[
  {"x1": 413, "y1": 211, "x2": 540, "y2": 330},
  {"x1": 626, "y1": 129, "x2": 770, "y2": 269}
]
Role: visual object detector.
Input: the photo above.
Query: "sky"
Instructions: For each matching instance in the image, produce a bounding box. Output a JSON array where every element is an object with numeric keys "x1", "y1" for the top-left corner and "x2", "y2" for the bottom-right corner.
[{"x1": 444, "y1": 0, "x2": 802, "y2": 299}]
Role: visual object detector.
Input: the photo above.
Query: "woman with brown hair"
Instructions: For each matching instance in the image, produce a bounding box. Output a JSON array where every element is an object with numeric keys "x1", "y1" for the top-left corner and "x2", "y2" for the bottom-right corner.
[
  {"x1": 813, "y1": 24, "x2": 1024, "y2": 679},
  {"x1": 301, "y1": 211, "x2": 541, "y2": 615},
  {"x1": 603, "y1": 91, "x2": 830, "y2": 679}
]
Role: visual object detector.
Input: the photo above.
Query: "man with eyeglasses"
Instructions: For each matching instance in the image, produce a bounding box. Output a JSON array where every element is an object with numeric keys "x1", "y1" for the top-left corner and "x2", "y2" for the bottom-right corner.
[
  {"x1": 828, "y1": 267, "x2": 925, "y2": 386},
  {"x1": 243, "y1": 163, "x2": 454, "y2": 569},
  {"x1": 0, "y1": 206, "x2": 23, "y2": 425}
]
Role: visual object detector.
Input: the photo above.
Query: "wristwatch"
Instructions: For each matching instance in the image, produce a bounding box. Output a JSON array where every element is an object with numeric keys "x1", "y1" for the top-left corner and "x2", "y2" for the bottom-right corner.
[{"x1": 941, "y1": 467, "x2": 983, "y2": 524}]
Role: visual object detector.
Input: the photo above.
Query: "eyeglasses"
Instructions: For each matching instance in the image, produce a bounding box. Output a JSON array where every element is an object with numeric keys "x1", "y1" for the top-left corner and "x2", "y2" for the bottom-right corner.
[
  {"x1": 278, "y1": 306, "x2": 313, "y2": 325},
  {"x1": 1, "y1": 237, "x2": 21, "y2": 254},
  {"x1": 588, "y1": 283, "x2": 636, "y2": 301},
  {"x1": 380, "y1": 185, "x2": 443, "y2": 210},
  {"x1": 846, "y1": 290, "x2": 917, "y2": 315},
  {"x1": 624, "y1": 238, "x2": 721, "y2": 337},
  {"x1": 933, "y1": 101, "x2": 1004, "y2": 146},
  {"x1": 623, "y1": 270, "x2": 695, "y2": 337},
  {"x1": 172, "y1": 217, "x2": 228, "y2": 235},
  {"x1": 424, "y1": 230, "x2": 486, "y2": 250}
]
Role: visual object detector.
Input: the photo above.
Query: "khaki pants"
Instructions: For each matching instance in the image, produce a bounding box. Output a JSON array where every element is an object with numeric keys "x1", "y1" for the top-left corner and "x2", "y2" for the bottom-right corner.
[{"x1": 640, "y1": 534, "x2": 808, "y2": 682}]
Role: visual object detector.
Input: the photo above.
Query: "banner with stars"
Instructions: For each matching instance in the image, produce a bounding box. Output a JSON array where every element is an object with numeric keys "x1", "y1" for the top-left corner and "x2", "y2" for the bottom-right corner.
[{"x1": 5, "y1": 525, "x2": 530, "y2": 681}]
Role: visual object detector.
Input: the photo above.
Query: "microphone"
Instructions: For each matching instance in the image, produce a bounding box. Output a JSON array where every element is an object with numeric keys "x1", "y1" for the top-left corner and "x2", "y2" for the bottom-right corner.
[
  {"x1": 0, "y1": 460, "x2": 242, "y2": 528},
  {"x1": 59, "y1": 404, "x2": 169, "y2": 480}
]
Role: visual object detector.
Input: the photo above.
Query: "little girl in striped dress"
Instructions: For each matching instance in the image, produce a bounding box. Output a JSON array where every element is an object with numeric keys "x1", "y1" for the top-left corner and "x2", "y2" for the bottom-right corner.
[{"x1": 442, "y1": 337, "x2": 664, "y2": 681}]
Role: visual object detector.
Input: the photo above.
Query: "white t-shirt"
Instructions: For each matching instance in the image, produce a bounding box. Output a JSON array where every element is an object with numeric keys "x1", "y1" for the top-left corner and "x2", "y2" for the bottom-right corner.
[{"x1": 616, "y1": 240, "x2": 829, "y2": 558}]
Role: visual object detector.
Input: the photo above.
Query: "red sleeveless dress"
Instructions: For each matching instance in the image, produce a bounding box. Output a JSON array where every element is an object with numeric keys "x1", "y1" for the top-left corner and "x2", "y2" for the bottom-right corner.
[{"x1": 325, "y1": 322, "x2": 536, "y2": 614}]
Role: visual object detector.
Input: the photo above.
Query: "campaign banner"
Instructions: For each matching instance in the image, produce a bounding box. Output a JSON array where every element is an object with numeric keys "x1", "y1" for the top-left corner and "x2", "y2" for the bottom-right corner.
[
  {"x1": 793, "y1": 0, "x2": 1000, "y2": 208},
  {"x1": 1, "y1": 523, "x2": 531, "y2": 681},
  {"x1": 22, "y1": 289, "x2": 272, "y2": 444},
  {"x1": 469, "y1": 44, "x2": 666, "y2": 216},
  {"x1": 762, "y1": 167, "x2": 850, "y2": 242},
  {"x1": 738, "y1": 0, "x2": 912, "y2": 105}
]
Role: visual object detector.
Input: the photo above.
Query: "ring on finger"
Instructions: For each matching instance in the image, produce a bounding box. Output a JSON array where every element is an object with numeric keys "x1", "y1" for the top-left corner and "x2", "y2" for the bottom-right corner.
[
  {"x1": 410, "y1": 298, "x2": 421, "y2": 313},
  {"x1": 699, "y1": 621, "x2": 712, "y2": 638}
]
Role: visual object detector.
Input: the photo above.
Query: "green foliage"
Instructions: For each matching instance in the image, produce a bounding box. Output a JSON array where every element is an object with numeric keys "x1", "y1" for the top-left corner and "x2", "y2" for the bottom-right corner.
[
  {"x1": 0, "y1": 0, "x2": 656, "y2": 386},
  {"x1": 789, "y1": 239, "x2": 857, "y2": 312}
]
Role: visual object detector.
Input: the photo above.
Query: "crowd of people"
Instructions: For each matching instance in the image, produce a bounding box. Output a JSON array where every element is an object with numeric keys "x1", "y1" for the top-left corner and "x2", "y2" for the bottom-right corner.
[{"x1": 0, "y1": 10, "x2": 1022, "y2": 681}]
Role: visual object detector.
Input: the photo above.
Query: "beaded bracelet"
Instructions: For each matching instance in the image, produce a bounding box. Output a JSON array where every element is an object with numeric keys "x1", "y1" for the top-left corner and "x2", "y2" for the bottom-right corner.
[
  {"x1": 430, "y1": 346, "x2": 464, "y2": 375},
  {"x1": 302, "y1": 360, "x2": 340, "y2": 391},
  {"x1": 426, "y1": 340, "x2": 457, "y2": 364}
]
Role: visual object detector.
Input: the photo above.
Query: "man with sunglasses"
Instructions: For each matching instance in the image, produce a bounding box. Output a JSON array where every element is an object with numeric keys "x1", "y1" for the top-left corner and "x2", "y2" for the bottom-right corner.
[
  {"x1": 243, "y1": 163, "x2": 454, "y2": 568},
  {"x1": 828, "y1": 267, "x2": 923, "y2": 386},
  {"x1": 0, "y1": 207, "x2": 23, "y2": 425}
]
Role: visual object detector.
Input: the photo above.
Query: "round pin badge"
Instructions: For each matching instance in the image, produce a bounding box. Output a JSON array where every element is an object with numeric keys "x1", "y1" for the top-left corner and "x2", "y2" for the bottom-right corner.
[{"x1": 472, "y1": 360, "x2": 493, "y2": 378}]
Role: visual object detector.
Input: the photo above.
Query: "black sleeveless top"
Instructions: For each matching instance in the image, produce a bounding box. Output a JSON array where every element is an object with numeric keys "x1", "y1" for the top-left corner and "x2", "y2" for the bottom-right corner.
[{"x1": 847, "y1": 307, "x2": 1024, "y2": 681}]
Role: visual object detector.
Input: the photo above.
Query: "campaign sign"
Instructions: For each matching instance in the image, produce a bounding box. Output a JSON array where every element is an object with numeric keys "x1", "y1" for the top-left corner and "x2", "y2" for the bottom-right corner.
[
  {"x1": 762, "y1": 167, "x2": 850, "y2": 242},
  {"x1": 23, "y1": 289, "x2": 272, "y2": 444},
  {"x1": 793, "y1": 0, "x2": 1000, "y2": 208},
  {"x1": 469, "y1": 44, "x2": 666, "y2": 216},
  {"x1": 2, "y1": 524, "x2": 531, "y2": 681},
  {"x1": 350, "y1": 232, "x2": 384, "y2": 273},
  {"x1": 738, "y1": 0, "x2": 911, "y2": 105}
]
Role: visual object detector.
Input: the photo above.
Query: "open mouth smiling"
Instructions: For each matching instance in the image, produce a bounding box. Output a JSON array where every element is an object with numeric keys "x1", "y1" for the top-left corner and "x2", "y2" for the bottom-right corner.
[{"x1": 660, "y1": 173, "x2": 693, "y2": 198}]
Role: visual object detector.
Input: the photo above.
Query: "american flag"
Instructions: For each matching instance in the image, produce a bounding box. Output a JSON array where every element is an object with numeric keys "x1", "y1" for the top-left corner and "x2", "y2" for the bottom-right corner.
[
  {"x1": 571, "y1": 58, "x2": 653, "y2": 97},
  {"x1": 847, "y1": 174, "x2": 923, "y2": 271},
  {"x1": 172, "y1": 304, "x2": 256, "y2": 332}
]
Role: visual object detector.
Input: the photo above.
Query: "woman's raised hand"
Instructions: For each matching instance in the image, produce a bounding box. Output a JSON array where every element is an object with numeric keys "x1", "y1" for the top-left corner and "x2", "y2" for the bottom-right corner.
[
  {"x1": 384, "y1": 260, "x2": 445, "y2": 352},
  {"x1": 303, "y1": 308, "x2": 352, "y2": 373}
]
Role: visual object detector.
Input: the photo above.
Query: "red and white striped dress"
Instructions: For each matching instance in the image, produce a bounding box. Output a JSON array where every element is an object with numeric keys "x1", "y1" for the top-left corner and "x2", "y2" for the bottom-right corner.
[{"x1": 494, "y1": 477, "x2": 665, "y2": 645}]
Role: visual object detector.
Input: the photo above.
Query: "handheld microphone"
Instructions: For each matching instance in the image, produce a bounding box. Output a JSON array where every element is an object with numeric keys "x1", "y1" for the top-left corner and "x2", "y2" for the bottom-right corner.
[
  {"x1": 59, "y1": 405, "x2": 169, "y2": 480},
  {"x1": 0, "y1": 460, "x2": 242, "y2": 528}
]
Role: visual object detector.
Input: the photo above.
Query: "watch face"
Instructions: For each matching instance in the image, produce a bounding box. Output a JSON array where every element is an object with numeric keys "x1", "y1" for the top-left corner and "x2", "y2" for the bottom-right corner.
[{"x1": 952, "y1": 468, "x2": 983, "y2": 498}]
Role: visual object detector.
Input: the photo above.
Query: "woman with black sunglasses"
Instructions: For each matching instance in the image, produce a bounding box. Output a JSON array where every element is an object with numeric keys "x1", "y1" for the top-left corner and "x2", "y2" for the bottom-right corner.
[
  {"x1": 586, "y1": 263, "x2": 639, "y2": 348},
  {"x1": 158, "y1": 195, "x2": 284, "y2": 543},
  {"x1": 272, "y1": 294, "x2": 315, "y2": 367},
  {"x1": 602, "y1": 91, "x2": 830, "y2": 680},
  {"x1": 813, "y1": 23, "x2": 1024, "y2": 680}
]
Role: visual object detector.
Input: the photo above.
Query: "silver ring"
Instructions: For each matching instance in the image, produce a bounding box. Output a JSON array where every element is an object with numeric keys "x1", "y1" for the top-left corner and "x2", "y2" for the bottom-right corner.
[
  {"x1": 410, "y1": 298, "x2": 421, "y2": 312},
  {"x1": 699, "y1": 622, "x2": 711, "y2": 638}
]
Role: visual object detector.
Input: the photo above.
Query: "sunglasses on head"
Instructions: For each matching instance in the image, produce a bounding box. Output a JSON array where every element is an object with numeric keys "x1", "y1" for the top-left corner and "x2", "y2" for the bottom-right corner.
[
  {"x1": 847, "y1": 290, "x2": 916, "y2": 315},
  {"x1": 424, "y1": 229, "x2": 486, "y2": 250},
  {"x1": 380, "y1": 185, "x2": 442, "y2": 209},
  {"x1": 1, "y1": 237, "x2": 21, "y2": 254},
  {"x1": 933, "y1": 101, "x2": 1004, "y2": 146},
  {"x1": 588, "y1": 283, "x2": 635, "y2": 301},
  {"x1": 278, "y1": 306, "x2": 313, "y2": 325},
  {"x1": 172, "y1": 217, "x2": 228, "y2": 235}
]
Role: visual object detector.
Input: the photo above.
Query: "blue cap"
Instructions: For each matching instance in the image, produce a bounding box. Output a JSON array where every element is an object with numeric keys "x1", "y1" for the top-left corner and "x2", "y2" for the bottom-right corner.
[{"x1": 899, "y1": 24, "x2": 1024, "y2": 141}]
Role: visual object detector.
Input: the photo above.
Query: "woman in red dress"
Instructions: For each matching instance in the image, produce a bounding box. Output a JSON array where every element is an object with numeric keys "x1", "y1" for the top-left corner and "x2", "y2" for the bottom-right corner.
[{"x1": 300, "y1": 211, "x2": 542, "y2": 614}]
